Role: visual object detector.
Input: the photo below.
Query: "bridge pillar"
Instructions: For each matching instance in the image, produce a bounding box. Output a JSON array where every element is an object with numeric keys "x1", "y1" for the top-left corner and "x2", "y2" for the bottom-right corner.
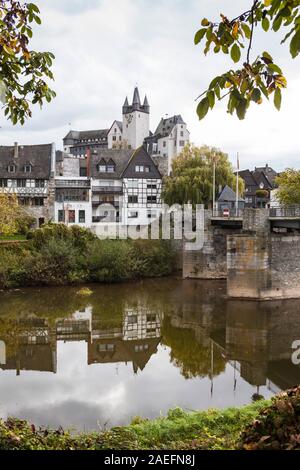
[{"x1": 227, "y1": 233, "x2": 300, "y2": 300}]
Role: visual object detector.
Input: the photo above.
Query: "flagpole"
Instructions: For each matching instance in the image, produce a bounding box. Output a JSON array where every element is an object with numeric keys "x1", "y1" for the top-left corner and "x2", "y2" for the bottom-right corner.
[{"x1": 236, "y1": 152, "x2": 239, "y2": 217}]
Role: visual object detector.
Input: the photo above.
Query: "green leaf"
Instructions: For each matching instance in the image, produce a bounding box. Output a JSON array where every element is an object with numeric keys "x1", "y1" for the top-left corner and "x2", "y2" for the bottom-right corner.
[
  {"x1": 262, "y1": 51, "x2": 273, "y2": 61},
  {"x1": 236, "y1": 99, "x2": 247, "y2": 120},
  {"x1": 194, "y1": 28, "x2": 207, "y2": 45},
  {"x1": 290, "y1": 29, "x2": 300, "y2": 58},
  {"x1": 262, "y1": 17, "x2": 270, "y2": 32},
  {"x1": 231, "y1": 44, "x2": 241, "y2": 63},
  {"x1": 197, "y1": 97, "x2": 210, "y2": 120},
  {"x1": 241, "y1": 23, "x2": 251, "y2": 39},
  {"x1": 267, "y1": 63, "x2": 282, "y2": 74},
  {"x1": 207, "y1": 90, "x2": 215, "y2": 109},
  {"x1": 274, "y1": 88, "x2": 282, "y2": 111},
  {"x1": 251, "y1": 88, "x2": 261, "y2": 103}
]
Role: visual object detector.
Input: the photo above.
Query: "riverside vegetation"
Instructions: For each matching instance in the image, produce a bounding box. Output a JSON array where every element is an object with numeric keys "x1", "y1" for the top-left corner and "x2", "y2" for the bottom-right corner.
[
  {"x1": 0, "y1": 224, "x2": 176, "y2": 289},
  {"x1": 1, "y1": 387, "x2": 300, "y2": 450}
]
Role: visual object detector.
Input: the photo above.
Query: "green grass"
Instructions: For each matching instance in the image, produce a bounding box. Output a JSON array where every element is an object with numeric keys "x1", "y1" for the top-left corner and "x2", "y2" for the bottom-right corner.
[
  {"x1": 0, "y1": 401, "x2": 269, "y2": 450},
  {"x1": 0, "y1": 234, "x2": 27, "y2": 241}
]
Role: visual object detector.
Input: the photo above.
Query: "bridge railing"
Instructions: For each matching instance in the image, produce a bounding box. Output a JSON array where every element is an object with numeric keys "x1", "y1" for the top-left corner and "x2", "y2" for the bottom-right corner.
[
  {"x1": 269, "y1": 206, "x2": 300, "y2": 218},
  {"x1": 212, "y1": 209, "x2": 244, "y2": 218}
]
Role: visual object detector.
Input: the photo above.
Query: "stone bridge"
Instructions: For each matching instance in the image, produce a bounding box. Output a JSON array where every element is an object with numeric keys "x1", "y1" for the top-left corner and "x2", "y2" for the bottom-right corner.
[{"x1": 183, "y1": 207, "x2": 300, "y2": 300}]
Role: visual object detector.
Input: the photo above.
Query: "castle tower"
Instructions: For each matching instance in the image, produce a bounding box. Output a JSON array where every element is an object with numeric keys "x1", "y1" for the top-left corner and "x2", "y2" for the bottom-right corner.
[{"x1": 122, "y1": 87, "x2": 150, "y2": 149}]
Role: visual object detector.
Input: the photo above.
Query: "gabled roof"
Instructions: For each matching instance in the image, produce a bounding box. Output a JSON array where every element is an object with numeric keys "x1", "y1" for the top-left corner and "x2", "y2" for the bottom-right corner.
[
  {"x1": 154, "y1": 115, "x2": 186, "y2": 138},
  {"x1": 91, "y1": 149, "x2": 133, "y2": 179},
  {"x1": 0, "y1": 144, "x2": 52, "y2": 179},
  {"x1": 122, "y1": 146, "x2": 162, "y2": 179},
  {"x1": 218, "y1": 185, "x2": 244, "y2": 202},
  {"x1": 108, "y1": 120, "x2": 123, "y2": 134}
]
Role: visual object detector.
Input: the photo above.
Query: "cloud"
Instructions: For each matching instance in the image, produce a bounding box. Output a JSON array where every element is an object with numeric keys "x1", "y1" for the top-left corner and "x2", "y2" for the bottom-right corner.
[{"x1": 0, "y1": 0, "x2": 299, "y2": 171}]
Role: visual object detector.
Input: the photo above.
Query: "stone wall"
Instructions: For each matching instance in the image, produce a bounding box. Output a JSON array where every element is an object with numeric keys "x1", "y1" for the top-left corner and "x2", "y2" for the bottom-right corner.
[{"x1": 227, "y1": 233, "x2": 300, "y2": 300}]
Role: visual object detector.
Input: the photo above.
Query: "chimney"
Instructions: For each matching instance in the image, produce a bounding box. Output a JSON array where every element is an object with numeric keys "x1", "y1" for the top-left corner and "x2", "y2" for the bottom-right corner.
[{"x1": 14, "y1": 142, "x2": 18, "y2": 159}]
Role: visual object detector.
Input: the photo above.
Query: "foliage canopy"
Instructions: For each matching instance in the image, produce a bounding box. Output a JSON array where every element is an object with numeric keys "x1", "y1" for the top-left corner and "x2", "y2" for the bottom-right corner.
[
  {"x1": 195, "y1": 0, "x2": 300, "y2": 120},
  {"x1": 0, "y1": 1, "x2": 55, "y2": 125}
]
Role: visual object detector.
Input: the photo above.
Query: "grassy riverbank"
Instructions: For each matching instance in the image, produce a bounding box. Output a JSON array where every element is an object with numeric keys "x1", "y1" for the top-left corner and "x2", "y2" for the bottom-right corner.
[
  {"x1": 0, "y1": 401, "x2": 269, "y2": 450},
  {"x1": 0, "y1": 224, "x2": 177, "y2": 289}
]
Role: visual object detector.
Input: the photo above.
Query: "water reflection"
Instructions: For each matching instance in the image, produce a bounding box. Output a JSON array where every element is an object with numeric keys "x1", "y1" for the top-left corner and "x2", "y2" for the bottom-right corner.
[{"x1": 0, "y1": 279, "x2": 299, "y2": 430}]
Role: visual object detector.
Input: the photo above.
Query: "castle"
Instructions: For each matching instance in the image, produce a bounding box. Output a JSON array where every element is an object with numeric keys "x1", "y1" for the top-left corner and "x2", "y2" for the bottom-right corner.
[{"x1": 0, "y1": 87, "x2": 190, "y2": 230}]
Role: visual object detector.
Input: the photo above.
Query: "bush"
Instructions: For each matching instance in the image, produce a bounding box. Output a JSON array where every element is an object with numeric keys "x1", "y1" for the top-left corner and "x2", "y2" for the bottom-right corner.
[{"x1": 0, "y1": 226, "x2": 176, "y2": 289}]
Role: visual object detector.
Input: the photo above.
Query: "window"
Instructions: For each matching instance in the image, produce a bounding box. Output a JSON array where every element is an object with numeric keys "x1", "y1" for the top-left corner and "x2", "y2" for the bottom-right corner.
[
  {"x1": 180, "y1": 131, "x2": 184, "y2": 137},
  {"x1": 58, "y1": 210, "x2": 65, "y2": 222},
  {"x1": 107, "y1": 165, "x2": 115, "y2": 173},
  {"x1": 79, "y1": 210, "x2": 85, "y2": 223},
  {"x1": 147, "y1": 184, "x2": 157, "y2": 189},
  {"x1": 35, "y1": 180, "x2": 45, "y2": 188},
  {"x1": 163, "y1": 141, "x2": 166, "y2": 148},
  {"x1": 128, "y1": 195, "x2": 138, "y2": 204},
  {"x1": 147, "y1": 314, "x2": 157, "y2": 322},
  {"x1": 128, "y1": 211, "x2": 138, "y2": 218},
  {"x1": 134, "y1": 345, "x2": 149, "y2": 353},
  {"x1": 98, "y1": 165, "x2": 106, "y2": 172},
  {"x1": 135, "y1": 165, "x2": 144, "y2": 173},
  {"x1": 128, "y1": 315, "x2": 138, "y2": 324},
  {"x1": 8, "y1": 164, "x2": 16, "y2": 173},
  {"x1": 147, "y1": 196, "x2": 157, "y2": 204},
  {"x1": 17, "y1": 179, "x2": 26, "y2": 188},
  {"x1": 147, "y1": 210, "x2": 156, "y2": 219},
  {"x1": 113, "y1": 136, "x2": 117, "y2": 141},
  {"x1": 119, "y1": 136, "x2": 122, "y2": 141},
  {"x1": 68, "y1": 210, "x2": 75, "y2": 223},
  {"x1": 179, "y1": 141, "x2": 185, "y2": 146},
  {"x1": 98, "y1": 344, "x2": 115, "y2": 352},
  {"x1": 127, "y1": 180, "x2": 139, "y2": 189},
  {"x1": 80, "y1": 167, "x2": 87, "y2": 177},
  {"x1": 19, "y1": 197, "x2": 30, "y2": 206},
  {"x1": 145, "y1": 166, "x2": 150, "y2": 173},
  {"x1": 33, "y1": 197, "x2": 44, "y2": 206},
  {"x1": 0, "y1": 179, "x2": 7, "y2": 187},
  {"x1": 153, "y1": 143, "x2": 158, "y2": 153},
  {"x1": 24, "y1": 165, "x2": 32, "y2": 173}
]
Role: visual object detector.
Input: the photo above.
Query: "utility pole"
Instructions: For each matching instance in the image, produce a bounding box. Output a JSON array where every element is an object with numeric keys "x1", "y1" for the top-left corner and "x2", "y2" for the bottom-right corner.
[
  {"x1": 212, "y1": 154, "x2": 216, "y2": 216},
  {"x1": 236, "y1": 153, "x2": 240, "y2": 217}
]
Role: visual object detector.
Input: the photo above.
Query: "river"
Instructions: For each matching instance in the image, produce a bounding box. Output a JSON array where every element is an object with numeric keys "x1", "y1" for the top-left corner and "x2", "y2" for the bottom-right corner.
[{"x1": 0, "y1": 278, "x2": 299, "y2": 431}]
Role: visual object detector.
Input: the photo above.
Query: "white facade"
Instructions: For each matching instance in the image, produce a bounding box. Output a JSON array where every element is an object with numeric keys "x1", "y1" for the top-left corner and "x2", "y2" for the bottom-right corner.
[
  {"x1": 123, "y1": 111, "x2": 150, "y2": 150},
  {"x1": 107, "y1": 121, "x2": 123, "y2": 149},
  {"x1": 122, "y1": 177, "x2": 162, "y2": 227},
  {"x1": 54, "y1": 177, "x2": 92, "y2": 228}
]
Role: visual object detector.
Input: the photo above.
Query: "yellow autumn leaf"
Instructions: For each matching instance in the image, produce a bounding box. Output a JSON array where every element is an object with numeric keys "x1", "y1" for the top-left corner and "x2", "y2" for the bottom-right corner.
[
  {"x1": 232, "y1": 22, "x2": 239, "y2": 39},
  {"x1": 264, "y1": 0, "x2": 272, "y2": 6}
]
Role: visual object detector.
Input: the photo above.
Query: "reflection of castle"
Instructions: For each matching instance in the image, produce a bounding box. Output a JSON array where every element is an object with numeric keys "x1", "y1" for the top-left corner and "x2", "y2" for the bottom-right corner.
[{"x1": 0, "y1": 306, "x2": 161, "y2": 375}]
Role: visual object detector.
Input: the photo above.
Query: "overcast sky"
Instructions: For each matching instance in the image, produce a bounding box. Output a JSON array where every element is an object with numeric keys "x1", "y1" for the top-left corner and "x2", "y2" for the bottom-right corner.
[{"x1": 0, "y1": 0, "x2": 299, "y2": 171}]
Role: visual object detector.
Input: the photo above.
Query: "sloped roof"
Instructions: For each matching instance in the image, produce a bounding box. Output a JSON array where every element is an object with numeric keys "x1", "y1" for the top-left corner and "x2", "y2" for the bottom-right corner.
[
  {"x1": 122, "y1": 146, "x2": 162, "y2": 179},
  {"x1": 154, "y1": 115, "x2": 186, "y2": 138},
  {"x1": 63, "y1": 129, "x2": 109, "y2": 143},
  {"x1": 0, "y1": 144, "x2": 52, "y2": 178},
  {"x1": 218, "y1": 185, "x2": 245, "y2": 202},
  {"x1": 91, "y1": 149, "x2": 133, "y2": 179}
]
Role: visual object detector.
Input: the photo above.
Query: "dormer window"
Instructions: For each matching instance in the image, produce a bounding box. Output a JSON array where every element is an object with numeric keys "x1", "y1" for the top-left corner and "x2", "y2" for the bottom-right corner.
[
  {"x1": 8, "y1": 164, "x2": 16, "y2": 173},
  {"x1": 107, "y1": 159, "x2": 116, "y2": 173},
  {"x1": 24, "y1": 164, "x2": 32, "y2": 173},
  {"x1": 98, "y1": 162, "x2": 107, "y2": 172}
]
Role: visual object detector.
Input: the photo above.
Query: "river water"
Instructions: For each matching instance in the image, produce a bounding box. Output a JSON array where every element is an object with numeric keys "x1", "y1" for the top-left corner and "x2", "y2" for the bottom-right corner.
[{"x1": 0, "y1": 278, "x2": 299, "y2": 431}]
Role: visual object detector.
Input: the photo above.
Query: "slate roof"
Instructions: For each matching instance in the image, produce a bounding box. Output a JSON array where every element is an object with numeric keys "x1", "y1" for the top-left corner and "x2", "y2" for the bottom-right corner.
[
  {"x1": 218, "y1": 185, "x2": 245, "y2": 202},
  {"x1": 91, "y1": 146, "x2": 162, "y2": 180},
  {"x1": 153, "y1": 115, "x2": 186, "y2": 138},
  {"x1": 91, "y1": 149, "x2": 133, "y2": 179},
  {"x1": 63, "y1": 129, "x2": 109, "y2": 144},
  {"x1": 0, "y1": 144, "x2": 52, "y2": 179}
]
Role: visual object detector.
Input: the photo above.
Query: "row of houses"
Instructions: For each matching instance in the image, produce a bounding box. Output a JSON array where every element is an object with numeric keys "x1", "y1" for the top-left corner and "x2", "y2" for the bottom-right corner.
[
  {"x1": 0, "y1": 87, "x2": 190, "y2": 229},
  {"x1": 0, "y1": 87, "x2": 280, "y2": 229}
]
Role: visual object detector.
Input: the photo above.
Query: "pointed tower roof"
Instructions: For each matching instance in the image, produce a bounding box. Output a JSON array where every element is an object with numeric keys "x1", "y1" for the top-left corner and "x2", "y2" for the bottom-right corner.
[
  {"x1": 132, "y1": 87, "x2": 141, "y2": 106},
  {"x1": 123, "y1": 96, "x2": 129, "y2": 107},
  {"x1": 143, "y1": 95, "x2": 149, "y2": 107}
]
